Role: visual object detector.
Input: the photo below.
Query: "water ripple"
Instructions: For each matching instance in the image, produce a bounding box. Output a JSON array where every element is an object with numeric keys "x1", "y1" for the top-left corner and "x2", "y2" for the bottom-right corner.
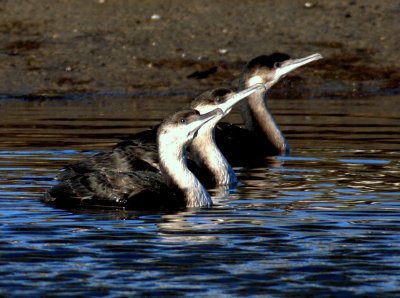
[{"x1": 0, "y1": 95, "x2": 400, "y2": 296}]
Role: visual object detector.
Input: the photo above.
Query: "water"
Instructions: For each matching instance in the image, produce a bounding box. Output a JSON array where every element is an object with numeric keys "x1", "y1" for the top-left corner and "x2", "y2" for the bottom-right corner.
[{"x1": 0, "y1": 94, "x2": 399, "y2": 296}]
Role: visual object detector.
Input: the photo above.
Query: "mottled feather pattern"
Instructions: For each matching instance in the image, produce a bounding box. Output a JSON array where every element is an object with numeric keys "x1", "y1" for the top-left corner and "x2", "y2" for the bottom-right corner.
[
  {"x1": 46, "y1": 169, "x2": 185, "y2": 209},
  {"x1": 59, "y1": 134, "x2": 159, "y2": 181}
]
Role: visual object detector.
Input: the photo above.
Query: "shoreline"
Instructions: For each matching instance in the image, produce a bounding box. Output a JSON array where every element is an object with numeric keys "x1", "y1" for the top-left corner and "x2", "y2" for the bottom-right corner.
[{"x1": 0, "y1": 1, "x2": 398, "y2": 98}]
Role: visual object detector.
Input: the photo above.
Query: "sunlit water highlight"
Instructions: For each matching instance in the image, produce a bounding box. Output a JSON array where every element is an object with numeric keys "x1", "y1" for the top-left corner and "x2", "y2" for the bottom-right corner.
[{"x1": 0, "y1": 94, "x2": 399, "y2": 296}]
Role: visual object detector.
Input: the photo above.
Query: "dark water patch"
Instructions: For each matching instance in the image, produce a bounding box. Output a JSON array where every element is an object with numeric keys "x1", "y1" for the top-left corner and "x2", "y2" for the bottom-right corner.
[
  {"x1": 4, "y1": 39, "x2": 42, "y2": 55},
  {"x1": 0, "y1": 20, "x2": 47, "y2": 35}
]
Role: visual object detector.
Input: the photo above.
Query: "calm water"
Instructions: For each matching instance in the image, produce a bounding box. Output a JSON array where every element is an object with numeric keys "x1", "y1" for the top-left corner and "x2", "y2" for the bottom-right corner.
[{"x1": 0, "y1": 94, "x2": 399, "y2": 297}]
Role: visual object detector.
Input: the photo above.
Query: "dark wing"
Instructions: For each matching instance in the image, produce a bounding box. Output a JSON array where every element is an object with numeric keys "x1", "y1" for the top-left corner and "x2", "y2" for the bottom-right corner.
[
  {"x1": 59, "y1": 128, "x2": 159, "y2": 181},
  {"x1": 215, "y1": 122, "x2": 268, "y2": 166},
  {"x1": 116, "y1": 125, "x2": 159, "y2": 149},
  {"x1": 45, "y1": 170, "x2": 185, "y2": 210},
  {"x1": 58, "y1": 146, "x2": 159, "y2": 180}
]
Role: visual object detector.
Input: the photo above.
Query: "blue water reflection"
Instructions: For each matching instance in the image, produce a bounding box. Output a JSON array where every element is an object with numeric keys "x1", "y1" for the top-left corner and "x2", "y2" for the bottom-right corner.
[{"x1": 0, "y1": 95, "x2": 399, "y2": 296}]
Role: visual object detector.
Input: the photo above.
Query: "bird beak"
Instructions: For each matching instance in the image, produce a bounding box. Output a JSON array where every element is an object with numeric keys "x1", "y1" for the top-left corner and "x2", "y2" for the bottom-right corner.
[
  {"x1": 221, "y1": 83, "x2": 266, "y2": 114},
  {"x1": 269, "y1": 53, "x2": 323, "y2": 88},
  {"x1": 188, "y1": 108, "x2": 224, "y2": 138}
]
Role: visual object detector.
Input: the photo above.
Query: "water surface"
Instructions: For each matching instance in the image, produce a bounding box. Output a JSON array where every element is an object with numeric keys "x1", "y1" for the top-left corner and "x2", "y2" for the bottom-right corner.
[{"x1": 0, "y1": 94, "x2": 399, "y2": 296}]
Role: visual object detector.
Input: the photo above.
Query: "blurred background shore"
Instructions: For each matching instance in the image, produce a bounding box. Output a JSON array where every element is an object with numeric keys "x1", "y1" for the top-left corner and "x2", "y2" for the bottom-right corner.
[{"x1": 0, "y1": 0, "x2": 398, "y2": 98}]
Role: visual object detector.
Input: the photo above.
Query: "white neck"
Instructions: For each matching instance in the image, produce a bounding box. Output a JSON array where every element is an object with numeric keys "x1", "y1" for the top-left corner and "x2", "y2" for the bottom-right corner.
[
  {"x1": 191, "y1": 121, "x2": 237, "y2": 186},
  {"x1": 239, "y1": 78, "x2": 288, "y2": 154},
  {"x1": 158, "y1": 137, "x2": 212, "y2": 208}
]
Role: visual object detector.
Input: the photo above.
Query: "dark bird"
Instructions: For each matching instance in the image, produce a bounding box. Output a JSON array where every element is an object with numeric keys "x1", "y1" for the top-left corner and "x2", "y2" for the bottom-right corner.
[
  {"x1": 187, "y1": 84, "x2": 263, "y2": 186},
  {"x1": 215, "y1": 53, "x2": 322, "y2": 166},
  {"x1": 43, "y1": 108, "x2": 224, "y2": 210}
]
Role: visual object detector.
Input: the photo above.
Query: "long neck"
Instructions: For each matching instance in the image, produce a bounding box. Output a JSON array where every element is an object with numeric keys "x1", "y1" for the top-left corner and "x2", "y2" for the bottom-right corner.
[
  {"x1": 158, "y1": 139, "x2": 212, "y2": 208},
  {"x1": 191, "y1": 122, "x2": 237, "y2": 186},
  {"x1": 239, "y1": 82, "x2": 289, "y2": 154}
]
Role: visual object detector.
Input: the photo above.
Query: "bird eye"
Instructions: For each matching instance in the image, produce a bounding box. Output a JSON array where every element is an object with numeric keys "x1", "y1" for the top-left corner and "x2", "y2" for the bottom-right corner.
[
  {"x1": 215, "y1": 97, "x2": 224, "y2": 103},
  {"x1": 179, "y1": 118, "x2": 187, "y2": 124},
  {"x1": 274, "y1": 62, "x2": 282, "y2": 68}
]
